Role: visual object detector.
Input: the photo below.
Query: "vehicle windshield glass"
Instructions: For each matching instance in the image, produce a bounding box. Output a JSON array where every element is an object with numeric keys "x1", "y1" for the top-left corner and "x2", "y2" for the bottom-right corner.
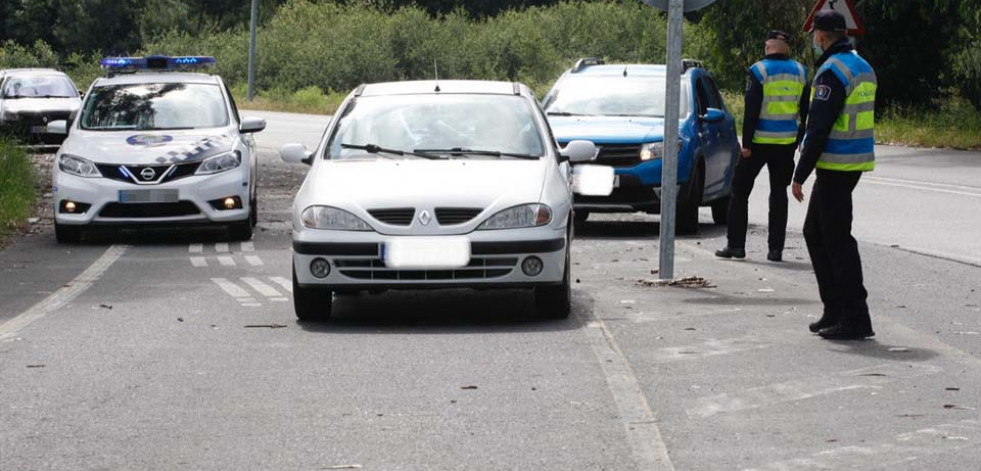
[
  {"x1": 2, "y1": 75, "x2": 78, "y2": 98},
  {"x1": 544, "y1": 76, "x2": 688, "y2": 117},
  {"x1": 79, "y1": 83, "x2": 229, "y2": 131},
  {"x1": 326, "y1": 94, "x2": 545, "y2": 159}
]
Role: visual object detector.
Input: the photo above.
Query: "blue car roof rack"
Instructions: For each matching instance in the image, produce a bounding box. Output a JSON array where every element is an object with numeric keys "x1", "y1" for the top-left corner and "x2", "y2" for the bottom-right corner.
[
  {"x1": 100, "y1": 55, "x2": 217, "y2": 77},
  {"x1": 572, "y1": 57, "x2": 605, "y2": 73}
]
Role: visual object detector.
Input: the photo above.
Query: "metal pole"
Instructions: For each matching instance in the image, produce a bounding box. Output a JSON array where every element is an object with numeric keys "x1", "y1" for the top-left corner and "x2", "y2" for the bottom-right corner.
[
  {"x1": 247, "y1": 0, "x2": 258, "y2": 101},
  {"x1": 658, "y1": 0, "x2": 683, "y2": 281}
]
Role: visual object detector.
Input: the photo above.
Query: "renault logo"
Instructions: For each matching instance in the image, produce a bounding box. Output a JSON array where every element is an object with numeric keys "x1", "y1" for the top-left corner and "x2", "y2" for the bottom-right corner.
[
  {"x1": 418, "y1": 210, "x2": 432, "y2": 226},
  {"x1": 140, "y1": 167, "x2": 156, "y2": 180}
]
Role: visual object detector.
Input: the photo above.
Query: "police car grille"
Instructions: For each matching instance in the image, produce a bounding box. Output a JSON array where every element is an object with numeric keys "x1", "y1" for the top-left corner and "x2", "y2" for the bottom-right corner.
[
  {"x1": 336, "y1": 257, "x2": 517, "y2": 281},
  {"x1": 435, "y1": 208, "x2": 482, "y2": 225},
  {"x1": 96, "y1": 162, "x2": 201, "y2": 184},
  {"x1": 596, "y1": 144, "x2": 642, "y2": 167},
  {"x1": 368, "y1": 208, "x2": 415, "y2": 226}
]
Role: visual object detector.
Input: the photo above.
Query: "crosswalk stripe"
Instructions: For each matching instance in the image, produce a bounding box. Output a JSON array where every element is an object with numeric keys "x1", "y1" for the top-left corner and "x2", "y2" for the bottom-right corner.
[
  {"x1": 245, "y1": 255, "x2": 264, "y2": 266},
  {"x1": 241, "y1": 277, "x2": 282, "y2": 298},
  {"x1": 217, "y1": 256, "x2": 236, "y2": 267},
  {"x1": 241, "y1": 241, "x2": 255, "y2": 252},
  {"x1": 269, "y1": 276, "x2": 292, "y2": 293},
  {"x1": 189, "y1": 243, "x2": 203, "y2": 253},
  {"x1": 190, "y1": 257, "x2": 208, "y2": 267},
  {"x1": 215, "y1": 242, "x2": 229, "y2": 253},
  {"x1": 211, "y1": 278, "x2": 250, "y2": 298}
]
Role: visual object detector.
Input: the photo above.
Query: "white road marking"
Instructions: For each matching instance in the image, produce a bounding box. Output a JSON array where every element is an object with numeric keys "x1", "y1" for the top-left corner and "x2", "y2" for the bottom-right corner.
[
  {"x1": 866, "y1": 175, "x2": 981, "y2": 192},
  {"x1": 746, "y1": 420, "x2": 981, "y2": 471},
  {"x1": 245, "y1": 255, "x2": 264, "y2": 266},
  {"x1": 240, "y1": 241, "x2": 255, "y2": 252},
  {"x1": 217, "y1": 256, "x2": 236, "y2": 267},
  {"x1": 211, "y1": 278, "x2": 251, "y2": 298},
  {"x1": 241, "y1": 277, "x2": 282, "y2": 298},
  {"x1": 864, "y1": 178, "x2": 981, "y2": 198},
  {"x1": 189, "y1": 243, "x2": 203, "y2": 253},
  {"x1": 270, "y1": 276, "x2": 292, "y2": 293},
  {"x1": 1, "y1": 245, "x2": 129, "y2": 341},
  {"x1": 687, "y1": 363, "x2": 942, "y2": 419},
  {"x1": 190, "y1": 256, "x2": 208, "y2": 268},
  {"x1": 215, "y1": 242, "x2": 230, "y2": 253},
  {"x1": 576, "y1": 303, "x2": 676, "y2": 470},
  {"x1": 270, "y1": 298, "x2": 288, "y2": 302},
  {"x1": 651, "y1": 336, "x2": 771, "y2": 363}
]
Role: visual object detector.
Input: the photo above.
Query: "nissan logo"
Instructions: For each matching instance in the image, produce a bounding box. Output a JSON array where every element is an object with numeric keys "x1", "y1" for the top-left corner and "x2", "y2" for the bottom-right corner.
[{"x1": 140, "y1": 167, "x2": 156, "y2": 180}]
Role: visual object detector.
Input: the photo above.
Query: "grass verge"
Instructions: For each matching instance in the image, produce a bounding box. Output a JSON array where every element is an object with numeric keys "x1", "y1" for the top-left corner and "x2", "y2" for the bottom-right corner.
[
  {"x1": 0, "y1": 138, "x2": 36, "y2": 243},
  {"x1": 231, "y1": 85, "x2": 348, "y2": 116}
]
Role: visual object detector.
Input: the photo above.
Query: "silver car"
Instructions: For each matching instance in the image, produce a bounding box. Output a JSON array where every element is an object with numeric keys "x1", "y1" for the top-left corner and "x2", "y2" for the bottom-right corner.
[
  {"x1": 280, "y1": 80, "x2": 596, "y2": 321},
  {"x1": 0, "y1": 68, "x2": 82, "y2": 145}
]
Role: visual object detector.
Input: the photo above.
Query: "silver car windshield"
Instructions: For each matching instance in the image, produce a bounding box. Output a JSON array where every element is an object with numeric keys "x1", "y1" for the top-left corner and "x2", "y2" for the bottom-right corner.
[
  {"x1": 1, "y1": 75, "x2": 78, "y2": 99},
  {"x1": 544, "y1": 76, "x2": 689, "y2": 118},
  {"x1": 327, "y1": 94, "x2": 545, "y2": 159},
  {"x1": 79, "y1": 83, "x2": 229, "y2": 131}
]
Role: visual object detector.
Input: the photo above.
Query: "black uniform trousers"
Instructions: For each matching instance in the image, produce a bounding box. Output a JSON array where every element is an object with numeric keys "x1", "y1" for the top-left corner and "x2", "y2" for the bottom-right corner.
[
  {"x1": 726, "y1": 143, "x2": 796, "y2": 251},
  {"x1": 803, "y1": 169, "x2": 872, "y2": 331}
]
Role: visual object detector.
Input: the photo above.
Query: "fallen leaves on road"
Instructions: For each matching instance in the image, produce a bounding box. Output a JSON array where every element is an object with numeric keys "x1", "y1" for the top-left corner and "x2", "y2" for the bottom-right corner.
[
  {"x1": 99, "y1": 304, "x2": 112, "y2": 310},
  {"x1": 177, "y1": 317, "x2": 184, "y2": 322},
  {"x1": 460, "y1": 385, "x2": 478, "y2": 390},
  {"x1": 244, "y1": 324, "x2": 287, "y2": 329},
  {"x1": 637, "y1": 277, "x2": 717, "y2": 288}
]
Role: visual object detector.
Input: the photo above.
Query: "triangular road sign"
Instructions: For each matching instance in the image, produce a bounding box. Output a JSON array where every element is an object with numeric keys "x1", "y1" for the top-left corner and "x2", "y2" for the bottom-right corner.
[{"x1": 803, "y1": 0, "x2": 866, "y2": 36}]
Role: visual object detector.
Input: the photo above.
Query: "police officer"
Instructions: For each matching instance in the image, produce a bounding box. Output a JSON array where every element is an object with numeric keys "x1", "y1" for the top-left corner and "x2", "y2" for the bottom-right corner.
[
  {"x1": 716, "y1": 30, "x2": 808, "y2": 262},
  {"x1": 794, "y1": 10, "x2": 877, "y2": 340}
]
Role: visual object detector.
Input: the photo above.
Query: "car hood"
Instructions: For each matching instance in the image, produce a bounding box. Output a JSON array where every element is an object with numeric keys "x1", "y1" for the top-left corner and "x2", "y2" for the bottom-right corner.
[
  {"x1": 2, "y1": 97, "x2": 81, "y2": 114},
  {"x1": 549, "y1": 116, "x2": 665, "y2": 145},
  {"x1": 61, "y1": 129, "x2": 238, "y2": 165}
]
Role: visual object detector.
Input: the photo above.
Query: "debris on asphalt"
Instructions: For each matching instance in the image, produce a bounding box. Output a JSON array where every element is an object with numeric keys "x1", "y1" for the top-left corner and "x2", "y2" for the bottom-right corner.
[
  {"x1": 620, "y1": 300, "x2": 636, "y2": 304},
  {"x1": 460, "y1": 385, "x2": 478, "y2": 390},
  {"x1": 946, "y1": 387, "x2": 960, "y2": 391},
  {"x1": 888, "y1": 347, "x2": 910, "y2": 352},
  {"x1": 26, "y1": 364, "x2": 46, "y2": 368},
  {"x1": 859, "y1": 373, "x2": 888, "y2": 377},
  {"x1": 27, "y1": 217, "x2": 39, "y2": 224},
  {"x1": 684, "y1": 327, "x2": 697, "y2": 331},
  {"x1": 637, "y1": 277, "x2": 717, "y2": 288},
  {"x1": 758, "y1": 288, "x2": 775, "y2": 293},
  {"x1": 177, "y1": 317, "x2": 184, "y2": 322},
  {"x1": 99, "y1": 304, "x2": 113, "y2": 310},
  {"x1": 943, "y1": 404, "x2": 976, "y2": 410},
  {"x1": 244, "y1": 324, "x2": 287, "y2": 329},
  {"x1": 321, "y1": 465, "x2": 362, "y2": 470},
  {"x1": 953, "y1": 331, "x2": 979, "y2": 335}
]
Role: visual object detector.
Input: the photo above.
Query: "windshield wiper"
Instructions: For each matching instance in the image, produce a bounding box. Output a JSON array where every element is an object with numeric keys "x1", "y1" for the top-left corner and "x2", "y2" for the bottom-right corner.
[
  {"x1": 414, "y1": 147, "x2": 541, "y2": 160},
  {"x1": 341, "y1": 143, "x2": 442, "y2": 160},
  {"x1": 546, "y1": 111, "x2": 593, "y2": 117}
]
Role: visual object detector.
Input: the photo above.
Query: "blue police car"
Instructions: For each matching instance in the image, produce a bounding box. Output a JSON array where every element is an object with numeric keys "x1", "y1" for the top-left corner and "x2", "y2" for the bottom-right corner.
[{"x1": 543, "y1": 58, "x2": 739, "y2": 234}]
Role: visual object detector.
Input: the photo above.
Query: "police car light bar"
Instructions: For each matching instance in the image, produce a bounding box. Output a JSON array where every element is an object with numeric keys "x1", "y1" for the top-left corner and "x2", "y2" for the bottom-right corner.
[{"x1": 100, "y1": 56, "x2": 217, "y2": 75}]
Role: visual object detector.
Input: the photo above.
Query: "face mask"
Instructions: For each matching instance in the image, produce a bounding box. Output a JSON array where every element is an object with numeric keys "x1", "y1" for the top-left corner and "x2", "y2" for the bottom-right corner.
[{"x1": 812, "y1": 37, "x2": 824, "y2": 55}]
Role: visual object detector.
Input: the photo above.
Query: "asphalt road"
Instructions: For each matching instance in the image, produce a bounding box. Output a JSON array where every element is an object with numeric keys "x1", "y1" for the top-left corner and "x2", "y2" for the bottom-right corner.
[{"x1": 1, "y1": 111, "x2": 979, "y2": 470}]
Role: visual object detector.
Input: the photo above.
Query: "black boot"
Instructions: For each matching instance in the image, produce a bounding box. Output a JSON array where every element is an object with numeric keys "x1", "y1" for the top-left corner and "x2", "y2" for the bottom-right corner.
[
  {"x1": 767, "y1": 250, "x2": 782, "y2": 262},
  {"x1": 808, "y1": 311, "x2": 840, "y2": 333},
  {"x1": 715, "y1": 247, "x2": 746, "y2": 259},
  {"x1": 818, "y1": 324, "x2": 875, "y2": 340}
]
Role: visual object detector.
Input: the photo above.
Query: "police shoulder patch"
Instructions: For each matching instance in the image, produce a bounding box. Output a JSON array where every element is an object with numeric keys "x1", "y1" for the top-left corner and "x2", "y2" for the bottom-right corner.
[{"x1": 815, "y1": 85, "x2": 832, "y2": 101}]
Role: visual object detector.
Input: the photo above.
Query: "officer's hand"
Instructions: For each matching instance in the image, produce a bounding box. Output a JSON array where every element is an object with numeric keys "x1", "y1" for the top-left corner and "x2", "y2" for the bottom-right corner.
[
  {"x1": 792, "y1": 182, "x2": 805, "y2": 202},
  {"x1": 741, "y1": 148, "x2": 752, "y2": 158}
]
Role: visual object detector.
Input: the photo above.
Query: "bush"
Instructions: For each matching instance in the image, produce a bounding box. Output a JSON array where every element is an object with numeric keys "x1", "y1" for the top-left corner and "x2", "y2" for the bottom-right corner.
[{"x1": 0, "y1": 139, "x2": 36, "y2": 238}]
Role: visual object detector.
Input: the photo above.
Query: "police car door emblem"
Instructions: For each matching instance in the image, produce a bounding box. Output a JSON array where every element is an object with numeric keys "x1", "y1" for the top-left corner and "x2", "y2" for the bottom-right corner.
[
  {"x1": 419, "y1": 210, "x2": 432, "y2": 226},
  {"x1": 140, "y1": 167, "x2": 156, "y2": 180}
]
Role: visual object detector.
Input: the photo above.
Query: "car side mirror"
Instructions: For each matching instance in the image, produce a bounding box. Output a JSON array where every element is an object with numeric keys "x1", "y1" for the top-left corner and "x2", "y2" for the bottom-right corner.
[
  {"x1": 78, "y1": 90, "x2": 85, "y2": 98},
  {"x1": 561, "y1": 140, "x2": 597, "y2": 163},
  {"x1": 701, "y1": 108, "x2": 725, "y2": 124},
  {"x1": 240, "y1": 117, "x2": 266, "y2": 134},
  {"x1": 280, "y1": 143, "x2": 313, "y2": 165},
  {"x1": 47, "y1": 120, "x2": 68, "y2": 135}
]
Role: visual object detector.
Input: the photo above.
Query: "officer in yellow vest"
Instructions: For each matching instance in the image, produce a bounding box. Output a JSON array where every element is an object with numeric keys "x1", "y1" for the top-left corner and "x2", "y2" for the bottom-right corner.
[
  {"x1": 793, "y1": 10, "x2": 877, "y2": 340},
  {"x1": 717, "y1": 30, "x2": 809, "y2": 262}
]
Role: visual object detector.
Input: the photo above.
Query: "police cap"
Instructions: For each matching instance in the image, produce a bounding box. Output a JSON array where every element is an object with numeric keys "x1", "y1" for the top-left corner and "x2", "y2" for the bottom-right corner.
[
  {"x1": 767, "y1": 30, "x2": 792, "y2": 43},
  {"x1": 810, "y1": 10, "x2": 847, "y2": 33}
]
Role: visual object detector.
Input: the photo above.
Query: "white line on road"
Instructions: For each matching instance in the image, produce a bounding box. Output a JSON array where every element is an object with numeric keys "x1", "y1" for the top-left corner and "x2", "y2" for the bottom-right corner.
[
  {"x1": 241, "y1": 241, "x2": 255, "y2": 252},
  {"x1": 211, "y1": 278, "x2": 251, "y2": 298},
  {"x1": 686, "y1": 363, "x2": 942, "y2": 419},
  {"x1": 270, "y1": 276, "x2": 292, "y2": 293},
  {"x1": 865, "y1": 175, "x2": 981, "y2": 192},
  {"x1": 576, "y1": 303, "x2": 676, "y2": 470},
  {"x1": 0, "y1": 245, "x2": 129, "y2": 341},
  {"x1": 215, "y1": 242, "x2": 229, "y2": 253},
  {"x1": 190, "y1": 256, "x2": 208, "y2": 268},
  {"x1": 241, "y1": 277, "x2": 282, "y2": 298},
  {"x1": 217, "y1": 256, "x2": 236, "y2": 267},
  {"x1": 189, "y1": 243, "x2": 203, "y2": 253},
  {"x1": 864, "y1": 178, "x2": 981, "y2": 198},
  {"x1": 245, "y1": 255, "x2": 264, "y2": 267}
]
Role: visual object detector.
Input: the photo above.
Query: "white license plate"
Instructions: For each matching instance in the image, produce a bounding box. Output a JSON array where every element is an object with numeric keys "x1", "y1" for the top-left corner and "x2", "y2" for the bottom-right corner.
[
  {"x1": 383, "y1": 237, "x2": 471, "y2": 269},
  {"x1": 573, "y1": 165, "x2": 616, "y2": 196},
  {"x1": 118, "y1": 189, "x2": 179, "y2": 204},
  {"x1": 29, "y1": 125, "x2": 47, "y2": 134}
]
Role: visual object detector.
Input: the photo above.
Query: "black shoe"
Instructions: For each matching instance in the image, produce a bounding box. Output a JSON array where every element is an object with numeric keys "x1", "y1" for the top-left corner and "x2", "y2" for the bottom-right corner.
[
  {"x1": 767, "y1": 250, "x2": 782, "y2": 262},
  {"x1": 808, "y1": 317, "x2": 838, "y2": 333},
  {"x1": 715, "y1": 247, "x2": 746, "y2": 259},
  {"x1": 817, "y1": 325, "x2": 875, "y2": 340}
]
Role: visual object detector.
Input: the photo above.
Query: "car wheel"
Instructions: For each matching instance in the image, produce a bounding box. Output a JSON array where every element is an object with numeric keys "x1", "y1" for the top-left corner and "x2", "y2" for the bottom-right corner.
[
  {"x1": 535, "y1": 244, "x2": 571, "y2": 319},
  {"x1": 711, "y1": 196, "x2": 729, "y2": 225},
  {"x1": 677, "y1": 160, "x2": 704, "y2": 235},
  {"x1": 292, "y1": 264, "x2": 332, "y2": 321},
  {"x1": 55, "y1": 222, "x2": 82, "y2": 244}
]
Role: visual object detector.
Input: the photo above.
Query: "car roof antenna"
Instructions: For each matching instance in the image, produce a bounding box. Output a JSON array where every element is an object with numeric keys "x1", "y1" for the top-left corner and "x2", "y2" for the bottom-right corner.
[{"x1": 434, "y1": 59, "x2": 441, "y2": 93}]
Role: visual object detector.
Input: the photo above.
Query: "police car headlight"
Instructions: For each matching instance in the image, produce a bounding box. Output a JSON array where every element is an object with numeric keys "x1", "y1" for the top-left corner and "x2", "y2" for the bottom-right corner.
[
  {"x1": 196, "y1": 152, "x2": 241, "y2": 175},
  {"x1": 478, "y1": 204, "x2": 552, "y2": 230},
  {"x1": 301, "y1": 206, "x2": 372, "y2": 231},
  {"x1": 58, "y1": 154, "x2": 101, "y2": 178}
]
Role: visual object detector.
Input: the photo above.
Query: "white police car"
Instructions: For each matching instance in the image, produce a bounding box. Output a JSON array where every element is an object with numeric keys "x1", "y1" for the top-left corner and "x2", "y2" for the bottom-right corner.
[{"x1": 48, "y1": 56, "x2": 266, "y2": 243}]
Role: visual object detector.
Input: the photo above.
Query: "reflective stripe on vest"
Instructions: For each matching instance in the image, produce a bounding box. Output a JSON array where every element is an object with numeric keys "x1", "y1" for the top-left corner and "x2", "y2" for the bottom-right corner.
[
  {"x1": 813, "y1": 51, "x2": 877, "y2": 172},
  {"x1": 750, "y1": 59, "x2": 806, "y2": 145}
]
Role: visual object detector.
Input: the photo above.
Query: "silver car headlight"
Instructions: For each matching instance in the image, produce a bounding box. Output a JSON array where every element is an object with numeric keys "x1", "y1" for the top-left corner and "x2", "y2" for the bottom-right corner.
[
  {"x1": 477, "y1": 204, "x2": 552, "y2": 230},
  {"x1": 639, "y1": 141, "x2": 682, "y2": 161},
  {"x1": 0, "y1": 110, "x2": 18, "y2": 122},
  {"x1": 196, "y1": 152, "x2": 241, "y2": 175},
  {"x1": 301, "y1": 206, "x2": 372, "y2": 231},
  {"x1": 58, "y1": 154, "x2": 101, "y2": 178}
]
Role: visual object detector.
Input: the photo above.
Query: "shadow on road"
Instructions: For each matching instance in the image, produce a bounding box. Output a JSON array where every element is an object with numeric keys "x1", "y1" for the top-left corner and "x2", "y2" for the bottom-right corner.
[
  {"x1": 574, "y1": 215, "x2": 726, "y2": 242},
  {"x1": 826, "y1": 341, "x2": 940, "y2": 362},
  {"x1": 67, "y1": 226, "x2": 245, "y2": 246}
]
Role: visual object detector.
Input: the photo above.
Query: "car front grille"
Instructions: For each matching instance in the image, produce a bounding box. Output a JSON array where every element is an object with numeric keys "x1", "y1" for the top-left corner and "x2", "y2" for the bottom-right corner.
[
  {"x1": 96, "y1": 162, "x2": 201, "y2": 185},
  {"x1": 99, "y1": 201, "x2": 201, "y2": 218},
  {"x1": 336, "y1": 256, "x2": 517, "y2": 281},
  {"x1": 435, "y1": 208, "x2": 482, "y2": 225},
  {"x1": 596, "y1": 144, "x2": 643, "y2": 168},
  {"x1": 368, "y1": 208, "x2": 415, "y2": 226}
]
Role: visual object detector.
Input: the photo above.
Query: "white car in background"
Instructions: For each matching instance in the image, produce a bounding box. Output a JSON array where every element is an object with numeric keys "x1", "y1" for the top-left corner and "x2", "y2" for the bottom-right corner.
[
  {"x1": 281, "y1": 80, "x2": 596, "y2": 321},
  {"x1": 48, "y1": 56, "x2": 266, "y2": 243},
  {"x1": 0, "y1": 68, "x2": 82, "y2": 145}
]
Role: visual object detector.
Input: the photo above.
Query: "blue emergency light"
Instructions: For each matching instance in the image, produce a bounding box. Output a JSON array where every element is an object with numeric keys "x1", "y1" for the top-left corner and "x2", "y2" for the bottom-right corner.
[{"x1": 100, "y1": 55, "x2": 217, "y2": 75}]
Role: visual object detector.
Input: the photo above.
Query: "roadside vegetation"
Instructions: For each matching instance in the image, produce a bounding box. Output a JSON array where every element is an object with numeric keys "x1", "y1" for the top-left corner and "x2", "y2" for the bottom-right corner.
[{"x1": 0, "y1": 138, "x2": 36, "y2": 243}]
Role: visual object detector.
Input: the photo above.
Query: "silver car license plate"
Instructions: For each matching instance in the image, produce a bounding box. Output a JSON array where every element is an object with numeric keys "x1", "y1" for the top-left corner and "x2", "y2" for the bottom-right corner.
[
  {"x1": 118, "y1": 189, "x2": 179, "y2": 204},
  {"x1": 29, "y1": 125, "x2": 47, "y2": 134}
]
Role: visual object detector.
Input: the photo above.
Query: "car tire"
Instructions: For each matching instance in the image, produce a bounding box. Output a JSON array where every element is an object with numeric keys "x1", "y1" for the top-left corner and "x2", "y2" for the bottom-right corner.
[
  {"x1": 677, "y1": 160, "x2": 704, "y2": 235},
  {"x1": 55, "y1": 222, "x2": 82, "y2": 244},
  {"x1": 292, "y1": 264, "x2": 332, "y2": 321},
  {"x1": 249, "y1": 196, "x2": 258, "y2": 228},
  {"x1": 535, "y1": 243, "x2": 571, "y2": 319},
  {"x1": 711, "y1": 196, "x2": 729, "y2": 225}
]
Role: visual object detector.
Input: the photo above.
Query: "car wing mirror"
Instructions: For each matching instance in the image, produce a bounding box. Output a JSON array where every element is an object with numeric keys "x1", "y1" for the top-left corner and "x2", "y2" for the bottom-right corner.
[
  {"x1": 47, "y1": 120, "x2": 68, "y2": 135},
  {"x1": 701, "y1": 108, "x2": 725, "y2": 124},
  {"x1": 561, "y1": 140, "x2": 597, "y2": 163},
  {"x1": 240, "y1": 116, "x2": 267, "y2": 134},
  {"x1": 280, "y1": 143, "x2": 313, "y2": 166}
]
